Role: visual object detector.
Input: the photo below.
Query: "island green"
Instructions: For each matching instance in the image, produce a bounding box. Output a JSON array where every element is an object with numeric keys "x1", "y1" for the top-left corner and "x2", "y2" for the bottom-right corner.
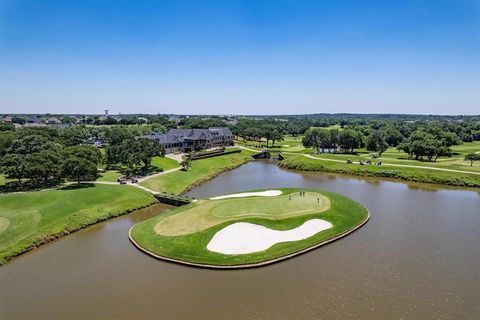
[{"x1": 130, "y1": 188, "x2": 369, "y2": 268}]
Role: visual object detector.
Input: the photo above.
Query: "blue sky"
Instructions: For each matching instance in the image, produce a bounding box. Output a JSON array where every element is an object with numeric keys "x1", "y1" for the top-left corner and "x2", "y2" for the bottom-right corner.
[{"x1": 0, "y1": 0, "x2": 479, "y2": 115}]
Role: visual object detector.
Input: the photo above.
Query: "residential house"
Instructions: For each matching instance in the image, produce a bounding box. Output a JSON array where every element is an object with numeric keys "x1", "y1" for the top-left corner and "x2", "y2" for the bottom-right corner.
[
  {"x1": 46, "y1": 117, "x2": 62, "y2": 125},
  {"x1": 24, "y1": 117, "x2": 47, "y2": 127},
  {"x1": 2, "y1": 116, "x2": 12, "y2": 123}
]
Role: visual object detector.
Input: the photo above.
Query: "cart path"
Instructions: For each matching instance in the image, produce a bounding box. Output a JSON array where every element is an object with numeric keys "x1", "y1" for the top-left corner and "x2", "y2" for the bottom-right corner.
[
  {"x1": 236, "y1": 145, "x2": 480, "y2": 176},
  {"x1": 300, "y1": 154, "x2": 480, "y2": 175}
]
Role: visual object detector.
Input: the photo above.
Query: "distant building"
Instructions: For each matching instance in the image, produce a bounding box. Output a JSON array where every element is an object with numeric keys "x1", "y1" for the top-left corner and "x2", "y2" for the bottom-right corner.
[
  {"x1": 226, "y1": 118, "x2": 238, "y2": 125},
  {"x1": 143, "y1": 127, "x2": 234, "y2": 153},
  {"x1": 46, "y1": 117, "x2": 62, "y2": 125},
  {"x1": 24, "y1": 117, "x2": 46, "y2": 127},
  {"x1": 143, "y1": 133, "x2": 184, "y2": 153},
  {"x1": 168, "y1": 115, "x2": 182, "y2": 123},
  {"x1": 84, "y1": 137, "x2": 106, "y2": 148},
  {"x1": 2, "y1": 116, "x2": 12, "y2": 123}
]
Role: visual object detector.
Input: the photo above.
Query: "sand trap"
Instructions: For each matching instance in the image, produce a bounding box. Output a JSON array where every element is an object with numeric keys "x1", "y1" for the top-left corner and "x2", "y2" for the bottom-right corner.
[
  {"x1": 210, "y1": 190, "x2": 282, "y2": 200},
  {"x1": 207, "y1": 219, "x2": 333, "y2": 254}
]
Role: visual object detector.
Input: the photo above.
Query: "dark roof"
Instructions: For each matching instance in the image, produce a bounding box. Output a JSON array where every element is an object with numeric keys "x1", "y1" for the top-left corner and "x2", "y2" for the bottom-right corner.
[
  {"x1": 168, "y1": 127, "x2": 232, "y2": 140},
  {"x1": 208, "y1": 127, "x2": 232, "y2": 137},
  {"x1": 47, "y1": 117, "x2": 62, "y2": 124},
  {"x1": 168, "y1": 128, "x2": 193, "y2": 137},
  {"x1": 168, "y1": 128, "x2": 212, "y2": 140},
  {"x1": 26, "y1": 117, "x2": 42, "y2": 124},
  {"x1": 144, "y1": 133, "x2": 182, "y2": 144}
]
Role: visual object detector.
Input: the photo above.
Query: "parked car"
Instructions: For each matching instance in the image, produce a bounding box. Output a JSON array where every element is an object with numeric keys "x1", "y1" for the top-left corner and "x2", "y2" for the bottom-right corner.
[
  {"x1": 346, "y1": 159, "x2": 353, "y2": 164},
  {"x1": 119, "y1": 179, "x2": 127, "y2": 184}
]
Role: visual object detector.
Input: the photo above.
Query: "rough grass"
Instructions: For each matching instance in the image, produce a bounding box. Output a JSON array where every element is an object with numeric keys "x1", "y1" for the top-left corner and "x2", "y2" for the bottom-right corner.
[
  {"x1": 279, "y1": 154, "x2": 480, "y2": 188},
  {"x1": 130, "y1": 188, "x2": 368, "y2": 267},
  {"x1": 96, "y1": 171, "x2": 122, "y2": 182},
  {"x1": 139, "y1": 149, "x2": 255, "y2": 194},
  {"x1": 0, "y1": 184, "x2": 155, "y2": 264},
  {"x1": 151, "y1": 156, "x2": 179, "y2": 171}
]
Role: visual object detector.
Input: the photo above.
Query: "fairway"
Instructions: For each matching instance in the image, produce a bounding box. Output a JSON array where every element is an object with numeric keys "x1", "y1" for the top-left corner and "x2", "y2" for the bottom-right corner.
[
  {"x1": 0, "y1": 184, "x2": 155, "y2": 264},
  {"x1": 130, "y1": 188, "x2": 369, "y2": 268},
  {"x1": 154, "y1": 191, "x2": 330, "y2": 236}
]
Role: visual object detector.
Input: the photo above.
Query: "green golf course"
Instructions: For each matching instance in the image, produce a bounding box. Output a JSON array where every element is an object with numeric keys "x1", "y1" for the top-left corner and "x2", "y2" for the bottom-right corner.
[
  {"x1": 130, "y1": 188, "x2": 369, "y2": 268},
  {"x1": 139, "y1": 149, "x2": 255, "y2": 194},
  {"x1": 0, "y1": 184, "x2": 156, "y2": 264}
]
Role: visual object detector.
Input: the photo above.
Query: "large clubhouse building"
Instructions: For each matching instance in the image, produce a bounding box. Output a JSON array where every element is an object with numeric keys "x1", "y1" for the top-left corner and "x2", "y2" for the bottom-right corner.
[{"x1": 144, "y1": 127, "x2": 234, "y2": 153}]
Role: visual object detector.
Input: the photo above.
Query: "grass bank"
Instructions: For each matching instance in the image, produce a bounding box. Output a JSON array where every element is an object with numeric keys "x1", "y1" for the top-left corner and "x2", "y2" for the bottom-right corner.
[
  {"x1": 279, "y1": 154, "x2": 480, "y2": 188},
  {"x1": 97, "y1": 156, "x2": 179, "y2": 182},
  {"x1": 139, "y1": 149, "x2": 255, "y2": 194},
  {"x1": 0, "y1": 184, "x2": 156, "y2": 265},
  {"x1": 303, "y1": 142, "x2": 480, "y2": 173},
  {"x1": 130, "y1": 188, "x2": 369, "y2": 268},
  {"x1": 151, "y1": 156, "x2": 180, "y2": 171}
]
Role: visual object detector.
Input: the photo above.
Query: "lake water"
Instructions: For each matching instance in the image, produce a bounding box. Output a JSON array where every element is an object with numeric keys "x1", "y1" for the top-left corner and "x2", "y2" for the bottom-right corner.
[{"x1": 1, "y1": 161, "x2": 479, "y2": 319}]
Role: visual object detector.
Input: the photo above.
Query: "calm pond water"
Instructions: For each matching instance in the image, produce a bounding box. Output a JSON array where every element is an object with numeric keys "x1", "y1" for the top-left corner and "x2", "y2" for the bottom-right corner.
[{"x1": 1, "y1": 161, "x2": 479, "y2": 319}]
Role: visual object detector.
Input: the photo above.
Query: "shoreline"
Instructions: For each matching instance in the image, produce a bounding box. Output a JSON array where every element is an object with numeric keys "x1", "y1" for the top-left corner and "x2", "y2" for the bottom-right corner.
[
  {"x1": 177, "y1": 157, "x2": 254, "y2": 195},
  {"x1": 128, "y1": 209, "x2": 370, "y2": 269},
  {"x1": 278, "y1": 157, "x2": 480, "y2": 190},
  {"x1": 277, "y1": 165, "x2": 480, "y2": 193},
  {"x1": 0, "y1": 200, "x2": 158, "y2": 266},
  {"x1": 0, "y1": 153, "x2": 253, "y2": 265}
]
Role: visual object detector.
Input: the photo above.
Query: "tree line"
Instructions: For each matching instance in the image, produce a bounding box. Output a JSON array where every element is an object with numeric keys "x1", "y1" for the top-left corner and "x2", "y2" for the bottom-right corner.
[
  {"x1": 300, "y1": 124, "x2": 464, "y2": 161},
  {"x1": 0, "y1": 126, "x2": 164, "y2": 188}
]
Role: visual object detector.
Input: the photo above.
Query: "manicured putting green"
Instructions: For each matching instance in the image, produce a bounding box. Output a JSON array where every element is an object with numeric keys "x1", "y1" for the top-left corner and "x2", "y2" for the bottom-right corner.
[{"x1": 130, "y1": 188, "x2": 369, "y2": 268}]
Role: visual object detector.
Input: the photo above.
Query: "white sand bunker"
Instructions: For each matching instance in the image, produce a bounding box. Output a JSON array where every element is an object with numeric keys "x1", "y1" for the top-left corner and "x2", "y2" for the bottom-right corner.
[
  {"x1": 207, "y1": 219, "x2": 333, "y2": 254},
  {"x1": 210, "y1": 190, "x2": 282, "y2": 200}
]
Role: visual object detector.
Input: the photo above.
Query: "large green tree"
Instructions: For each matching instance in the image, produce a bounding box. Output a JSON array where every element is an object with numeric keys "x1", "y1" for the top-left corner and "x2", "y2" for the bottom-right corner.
[
  {"x1": 60, "y1": 126, "x2": 90, "y2": 146},
  {"x1": 338, "y1": 129, "x2": 362, "y2": 153},
  {"x1": 397, "y1": 130, "x2": 452, "y2": 161},
  {"x1": 62, "y1": 145, "x2": 102, "y2": 183},
  {"x1": 464, "y1": 153, "x2": 480, "y2": 167},
  {"x1": 365, "y1": 130, "x2": 389, "y2": 156},
  {"x1": 1, "y1": 134, "x2": 64, "y2": 182},
  {"x1": 106, "y1": 138, "x2": 164, "y2": 173},
  {"x1": 302, "y1": 128, "x2": 329, "y2": 153}
]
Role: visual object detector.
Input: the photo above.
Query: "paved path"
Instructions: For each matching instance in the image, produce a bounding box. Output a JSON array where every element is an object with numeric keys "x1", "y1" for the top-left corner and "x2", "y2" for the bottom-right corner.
[
  {"x1": 166, "y1": 153, "x2": 185, "y2": 163},
  {"x1": 95, "y1": 166, "x2": 182, "y2": 194},
  {"x1": 235, "y1": 144, "x2": 480, "y2": 176},
  {"x1": 301, "y1": 154, "x2": 480, "y2": 175},
  {"x1": 136, "y1": 167, "x2": 181, "y2": 183},
  {"x1": 95, "y1": 181, "x2": 160, "y2": 195},
  {"x1": 236, "y1": 145, "x2": 264, "y2": 152}
]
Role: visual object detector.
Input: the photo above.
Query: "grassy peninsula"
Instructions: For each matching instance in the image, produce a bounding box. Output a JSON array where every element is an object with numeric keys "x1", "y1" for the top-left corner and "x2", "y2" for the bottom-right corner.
[
  {"x1": 130, "y1": 188, "x2": 369, "y2": 268},
  {"x1": 0, "y1": 184, "x2": 155, "y2": 265}
]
